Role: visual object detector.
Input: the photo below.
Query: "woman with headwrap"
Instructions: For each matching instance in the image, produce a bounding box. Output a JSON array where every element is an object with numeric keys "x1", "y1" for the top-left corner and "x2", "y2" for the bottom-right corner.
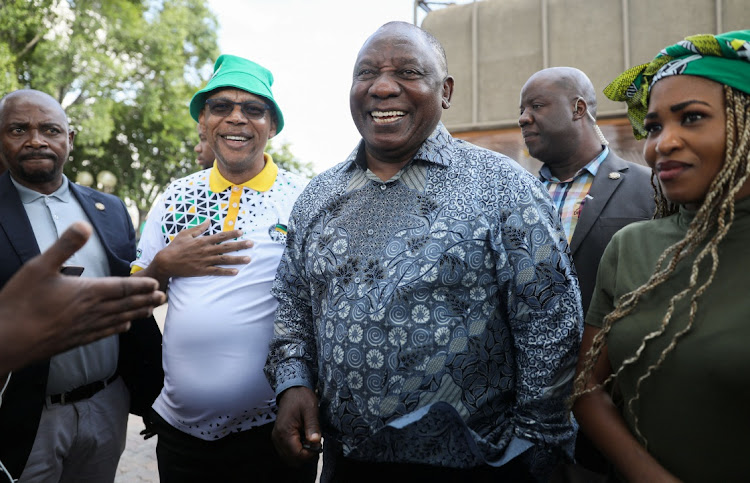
[{"x1": 570, "y1": 30, "x2": 750, "y2": 482}]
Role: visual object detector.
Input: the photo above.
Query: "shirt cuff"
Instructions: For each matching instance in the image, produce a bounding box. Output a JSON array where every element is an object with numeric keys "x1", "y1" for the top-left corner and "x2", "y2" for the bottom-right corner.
[{"x1": 273, "y1": 359, "x2": 314, "y2": 396}]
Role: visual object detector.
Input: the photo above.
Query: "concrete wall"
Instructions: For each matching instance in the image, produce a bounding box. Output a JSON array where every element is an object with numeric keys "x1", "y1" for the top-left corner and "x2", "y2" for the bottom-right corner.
[{"x1": 422, "y1": 0, "x2": 750, "y2": 132}]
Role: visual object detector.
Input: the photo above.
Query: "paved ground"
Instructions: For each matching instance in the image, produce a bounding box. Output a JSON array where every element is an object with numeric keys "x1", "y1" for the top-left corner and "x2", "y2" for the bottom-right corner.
[{"x1": 115, "y1": 415, "x2": 158, "y2": 482}]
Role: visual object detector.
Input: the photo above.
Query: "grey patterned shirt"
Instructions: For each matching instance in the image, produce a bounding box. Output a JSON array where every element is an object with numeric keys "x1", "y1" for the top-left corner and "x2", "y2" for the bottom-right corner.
[{"x1": 265, "y1": 123, "x2": 582, "y2": 477}]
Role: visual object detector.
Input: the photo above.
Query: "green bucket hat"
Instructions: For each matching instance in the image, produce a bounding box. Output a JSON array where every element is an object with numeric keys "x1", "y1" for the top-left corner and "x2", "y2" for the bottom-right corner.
[
  {"x1": 189, "y1": 54, "x2": 284, "y2": 133},
  {"x1": 604, "y1": 30, "x2": 750, "y2": 139}
]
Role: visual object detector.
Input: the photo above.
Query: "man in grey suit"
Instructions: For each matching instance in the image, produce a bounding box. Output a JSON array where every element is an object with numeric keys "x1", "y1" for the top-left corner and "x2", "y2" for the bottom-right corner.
[{"x1": 519, "y1": 66, "x2": 654, "y2": 476}]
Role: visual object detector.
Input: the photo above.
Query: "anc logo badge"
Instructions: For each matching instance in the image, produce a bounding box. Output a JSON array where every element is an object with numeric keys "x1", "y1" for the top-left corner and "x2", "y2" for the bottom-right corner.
[{"x1": 268, "y1": 223, "x2": 288, "y2": 245}]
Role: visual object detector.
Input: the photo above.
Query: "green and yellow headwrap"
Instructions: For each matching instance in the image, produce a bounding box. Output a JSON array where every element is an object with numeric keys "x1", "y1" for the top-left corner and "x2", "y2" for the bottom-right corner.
[{"x1": 604, "y1": 30, "x2": 750, "y2": 139}]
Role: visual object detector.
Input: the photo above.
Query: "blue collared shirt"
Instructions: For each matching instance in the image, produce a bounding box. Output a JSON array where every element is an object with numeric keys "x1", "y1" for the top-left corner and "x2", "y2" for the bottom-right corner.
[{"x1": 265, "y1": 123, "x2": 583, "y2": 477}]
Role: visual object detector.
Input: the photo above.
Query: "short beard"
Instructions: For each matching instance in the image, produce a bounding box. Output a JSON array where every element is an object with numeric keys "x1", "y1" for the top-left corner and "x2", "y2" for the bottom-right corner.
[{"x1": 15, "y1": 159, "x2": 63, "y2": 186}]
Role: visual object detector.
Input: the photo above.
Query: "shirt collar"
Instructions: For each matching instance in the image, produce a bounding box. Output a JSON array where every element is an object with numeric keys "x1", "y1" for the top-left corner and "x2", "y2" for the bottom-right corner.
[
  {"x1": 342, "y1": 122, "x2": 456, "y2": 173},
  {"x1": 208, "y1": 153, "x2": 278, "y2": 193},
  {"x1": 11, "y1": 174, "x2": 71, "y2": 204},
  {"x1": 539, "y1": 146, "x2": 609, "y2": 183}
]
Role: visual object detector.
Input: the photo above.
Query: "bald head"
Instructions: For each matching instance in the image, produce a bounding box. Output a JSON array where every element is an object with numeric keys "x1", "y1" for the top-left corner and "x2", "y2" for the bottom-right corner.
[
  {"x1": 518, "y1": 67, "x2": 607, "y2": 177},
  {"x1": 366, "y1": 21, "x2": 449, "y2": 78},
  {"x1": 0, "y1": 89, "x2": 68, "y2": 124},
  {"x1": 526, "y1": 67, "x2": 599, "y2": 119}
]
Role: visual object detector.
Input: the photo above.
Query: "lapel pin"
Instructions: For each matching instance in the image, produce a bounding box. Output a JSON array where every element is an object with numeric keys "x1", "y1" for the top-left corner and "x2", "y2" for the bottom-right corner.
[
  {"x1": 608, "y1": 172, "x2": 621, "y2": 180},
  {"x1": 95, "y1": 202, "x2": 106, "y2": 211}
]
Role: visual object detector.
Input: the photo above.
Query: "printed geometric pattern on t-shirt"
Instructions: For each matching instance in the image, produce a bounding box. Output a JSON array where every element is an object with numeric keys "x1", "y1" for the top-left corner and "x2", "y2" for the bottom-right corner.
[
  {"x1": 157, "y1": 170, "x2": 278, "y2": 244},
  {"x1": 161, "y1": 187, "x2": 223, "y2": 242},
  {"x1": 176, "y1": 403, "x2": 277, "y2": 440}
]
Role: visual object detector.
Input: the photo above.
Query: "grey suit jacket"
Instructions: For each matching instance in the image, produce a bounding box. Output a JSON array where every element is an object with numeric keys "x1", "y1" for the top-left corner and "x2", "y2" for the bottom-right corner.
[{"x1": 566, "y1": 151, "x2": 655, "y2": 313}]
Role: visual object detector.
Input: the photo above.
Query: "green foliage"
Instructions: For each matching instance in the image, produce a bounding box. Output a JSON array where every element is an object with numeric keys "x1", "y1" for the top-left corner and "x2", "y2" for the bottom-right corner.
[
  {"x1": 0, "y1": 41, "x2": 18, "y2": 94},
  {"x1": 0, "y1": 0, "x2": 221, "y2": 226},
  {"x1": 1, "y1": 0, "x2": 313, "y2": 228},
  {"x1": 265, "y1": 139, "x2": 316, "y2": 180},
  {"x1": 0, "y1": 0, "x2": 52, "y2": 92}
]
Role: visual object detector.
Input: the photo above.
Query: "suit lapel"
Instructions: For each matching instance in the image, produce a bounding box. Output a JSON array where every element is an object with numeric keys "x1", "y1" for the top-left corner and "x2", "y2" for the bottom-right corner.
[
  {"x1": 569, "y1": 154, "x2": 628, "y2": 255},
  {"x1": 69, "y1": 182, "x2": 123, "y2": 273},
  {"x1": 0, "y1": 173, "x2": 41, "y2": 263}
]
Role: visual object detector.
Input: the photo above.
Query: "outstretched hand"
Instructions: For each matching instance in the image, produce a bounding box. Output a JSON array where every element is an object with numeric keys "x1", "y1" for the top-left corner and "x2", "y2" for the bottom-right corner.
[
  {"x1": 142, "y1": 220, "x2": 253, "y2": 289},
  {"x1": 272, "y1": 386, "x2": 322, "y2": 466},
  {"x1": 0, "y1": 221, "x2": 166, "y2": 374}
]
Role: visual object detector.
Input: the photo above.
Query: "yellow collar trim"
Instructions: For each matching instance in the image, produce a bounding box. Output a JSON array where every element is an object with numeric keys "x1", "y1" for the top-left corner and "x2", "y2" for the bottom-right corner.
[{"x1": 208, "y1": 153, "x2": 278, "y2": 193}]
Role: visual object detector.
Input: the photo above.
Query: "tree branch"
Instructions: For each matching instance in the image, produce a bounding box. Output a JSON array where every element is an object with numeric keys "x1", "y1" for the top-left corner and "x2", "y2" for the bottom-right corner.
[{"x1": 18, "y1": 32, "x2": 44, "y2": 58}]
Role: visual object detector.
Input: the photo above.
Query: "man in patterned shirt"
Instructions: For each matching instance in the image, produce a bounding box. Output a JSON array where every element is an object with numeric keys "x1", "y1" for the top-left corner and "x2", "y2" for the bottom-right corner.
[
  {"x1": 131, "y1": 55, "x2": 315, "y2": 483},
  {"x1": 265, "y1": 22, "x2": 583, "y2": 482}
]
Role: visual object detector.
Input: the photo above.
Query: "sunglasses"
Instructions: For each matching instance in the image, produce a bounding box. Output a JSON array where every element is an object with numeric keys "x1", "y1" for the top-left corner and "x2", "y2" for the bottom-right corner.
[{"x1": 204, "y1": 98, "x2": 272, "y2": 120}]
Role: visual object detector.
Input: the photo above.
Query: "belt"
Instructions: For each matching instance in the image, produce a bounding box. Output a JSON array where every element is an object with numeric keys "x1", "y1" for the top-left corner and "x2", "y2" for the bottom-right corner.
[{"x1": 46, "y1": 373, "x2": 119, "y2": 405}]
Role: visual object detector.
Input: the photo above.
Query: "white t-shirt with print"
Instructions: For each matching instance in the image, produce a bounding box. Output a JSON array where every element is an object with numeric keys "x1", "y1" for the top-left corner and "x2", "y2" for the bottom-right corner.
[{"x1": 133, "y1": 159, "x2": 306, "y2": 440}]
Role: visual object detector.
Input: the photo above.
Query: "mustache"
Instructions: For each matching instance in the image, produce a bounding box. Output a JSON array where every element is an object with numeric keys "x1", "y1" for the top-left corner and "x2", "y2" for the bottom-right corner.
[{"x1": 18, "y1": 151, "x2": 57, "y2": 162}]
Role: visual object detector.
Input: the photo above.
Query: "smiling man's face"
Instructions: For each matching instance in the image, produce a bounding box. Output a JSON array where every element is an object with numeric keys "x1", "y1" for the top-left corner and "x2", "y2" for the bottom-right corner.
[
  {"x1": 350, "y1": 23, "x2": 453, "y2": 167},
  {"x1": 200, "y1": 87, "x2": 276, "y2": 183}
]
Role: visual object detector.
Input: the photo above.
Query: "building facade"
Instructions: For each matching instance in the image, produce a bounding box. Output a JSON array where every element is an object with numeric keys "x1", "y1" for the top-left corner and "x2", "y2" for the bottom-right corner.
[{"x1": 422, "y1": 0, "x2": 749, "y2": 172}]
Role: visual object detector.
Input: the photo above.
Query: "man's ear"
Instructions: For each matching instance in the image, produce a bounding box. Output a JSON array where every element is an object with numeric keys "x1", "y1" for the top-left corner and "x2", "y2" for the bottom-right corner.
[
  {"x1": 573, "y1": 97, "x2": 587, "y2": 120},
  {"x1": 68, "y1": 129, "x2": 76, "y2": 151},
  {"x1": 268, "y1": 119, "x2": 278, "y2": 140},
  {"x1": 442, "y1": 76, "x2": 455, "y2": 109}
]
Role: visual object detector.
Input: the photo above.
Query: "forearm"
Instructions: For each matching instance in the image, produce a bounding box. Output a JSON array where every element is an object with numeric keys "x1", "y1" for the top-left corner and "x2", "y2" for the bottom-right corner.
[
  {"x1": 510, "y1": 302, "x2": 581, "y2": 454},
  {"x1": 574, "y1": 390, "x2": 679, "y2": 482},
  {"x1": 265, "y1": 258, "x2": 317, "y2": 392},
  {"x1": 131, "y1": 261, "x2": 169, "y2": 292},
  {"x1": 505, "y1": 190, "x2": 583, "y2": 452},
  {"x1": 265, "y1": 300, "x2": 317, "y2": 394}
]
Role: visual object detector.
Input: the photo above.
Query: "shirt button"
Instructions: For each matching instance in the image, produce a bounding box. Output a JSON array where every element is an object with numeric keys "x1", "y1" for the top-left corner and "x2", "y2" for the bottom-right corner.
[
  {"x1": 228, "y1": 220, "x2": 234, "y2": 225},
  {"x1": 232, "y1": 186, "x2": 239, "y2": 192},
  {"x1": 232, "y1": 203, "x2": 238, "y2": 208},
  {"x1": 380, "y1": 184, "x2": 387, "y2": 190}
]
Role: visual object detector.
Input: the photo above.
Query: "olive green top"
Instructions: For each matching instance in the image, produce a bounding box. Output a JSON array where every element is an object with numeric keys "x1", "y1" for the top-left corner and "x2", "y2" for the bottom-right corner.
[{"x1": 587, "y1": 197, "x2": 750, "y2": 482}]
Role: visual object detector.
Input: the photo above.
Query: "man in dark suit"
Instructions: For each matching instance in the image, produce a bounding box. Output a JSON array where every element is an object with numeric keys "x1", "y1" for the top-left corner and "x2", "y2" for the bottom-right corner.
[
  {"x1": 0, "y1": 89, "x2": 163, "y2": 482},
  {"x1": 519, "y1": 67, "x2": 655, "y2": 476},
  {"x1": 519, "y1": 66, "x2": 655, "y2": 312}
]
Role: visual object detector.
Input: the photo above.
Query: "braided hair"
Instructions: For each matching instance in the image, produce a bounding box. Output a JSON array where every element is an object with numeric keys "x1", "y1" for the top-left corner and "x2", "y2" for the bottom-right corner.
[{"x1": 571, "y1": 85, "x2": 750, "y2": 445}]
